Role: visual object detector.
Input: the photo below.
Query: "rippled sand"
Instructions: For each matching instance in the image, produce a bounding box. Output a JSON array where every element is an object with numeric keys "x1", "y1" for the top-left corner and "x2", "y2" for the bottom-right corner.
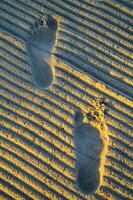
[{"x1": 1, "y1": 0, "x2": 132, "y2": 199}]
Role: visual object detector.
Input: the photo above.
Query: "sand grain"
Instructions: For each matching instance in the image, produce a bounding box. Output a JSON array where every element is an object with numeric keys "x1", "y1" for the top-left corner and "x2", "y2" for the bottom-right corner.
[{"x1": 1, "y1": 0, "x2": 133, "y2": 199}]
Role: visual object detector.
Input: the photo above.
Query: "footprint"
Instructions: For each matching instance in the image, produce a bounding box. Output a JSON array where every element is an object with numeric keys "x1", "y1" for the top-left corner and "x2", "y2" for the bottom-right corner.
[
  {"x1": 73, "y1": 102, "x2": 109, "y2": 195},
  {"x1": 26, "y1": 14, "x2": 58, "y2": 89}
]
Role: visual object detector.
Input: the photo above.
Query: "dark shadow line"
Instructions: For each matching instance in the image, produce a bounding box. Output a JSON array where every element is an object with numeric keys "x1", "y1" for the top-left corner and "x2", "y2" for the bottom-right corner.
[
  {"x1": 44, "y1": 0, "x2": 132, "y2": 51},
  {"x1": 0, "y1": 136, "x2": 75, "y2": 184},
  {"x1": 0, "y1": 167, "x2": 55, "y2": 200},
  {"x1": 101, "y1": 185, "x2": 128, "y2": 200},
  {"x1": 63, "y1": 0, "x2": 132, "y2": 35},
  {"x1": 54, "y1": 0, "x2": 132, "y2": 43},
  {"x1": 105, "y1": 165, "x2": 133, "y2": 183},
  {"x1": 62, "y1": 22, "x2": 133, "y2": 61},
  {"x1": 104, "y1": 175, "x2": 133, "y2": 195},
  {"x1": 58, "y1": 31, "x2": 132, "y2": 75},
  {"x1": 0, "y1": 75, "x2": 76, "y2": 117},
  {"x1": 106, "y1": 155, "x2": 132, "y2": 173},
  {"x1": 1, "y1": 84, "x2": 73, "y2": 129},
  {"x1": 109, "y1": 125, "x2": 132, "y2": 144},
  {"x1": 56, "y1": 66, "x2": 133, "y2": 113},
  {"x1": 0, "y1": 146, "x2": 84, "y2": 200},
  {"x1": 1, "y1": 106, "x2": 73, "y2": 171},
  {"x1": 0, "y1": 190, "x2": 16, "y2": 200},
  {"x1": 0, "y1": 157, "x2": 70, "y2": 200},
  {"x1": 1, "y1": 6, "x2": 32, "y2": 27},
  {"x1": 0, "y1": 177, "x2": 34, "y2": 200},
  {"x1": 1, "y1": 57, "x2": 30, "y2": 76},
  {"x1": 0, "y1": 114, "x2": 75, "y2": 162},
  {"x1": 1, "y1": 18, "x2": 27, "y2": 41},
  {"x1": 1, "y1": 46, "x2": 29, "y2": 67},
  {"x1": 55, "y1": 51, "x2": 133, "y2": 99}
]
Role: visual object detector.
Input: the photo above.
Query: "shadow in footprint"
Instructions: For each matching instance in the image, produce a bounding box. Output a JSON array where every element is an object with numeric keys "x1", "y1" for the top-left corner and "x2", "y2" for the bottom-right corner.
[
  {"x1": 26, "y1": 14, "x2": 58, "y2": 89},
  {"x1": 73, "y1": 108, "x2": 109, "y2": 195}
]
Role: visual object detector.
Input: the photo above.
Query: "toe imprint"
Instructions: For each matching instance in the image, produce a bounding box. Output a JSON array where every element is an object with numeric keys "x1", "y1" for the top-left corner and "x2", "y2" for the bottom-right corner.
[
  {"x1": 73, "y1": 101, "x2": 109, "y2": 195},
  {"x1": 25, "y1": 14, "x2": 58, "y2": 89}
]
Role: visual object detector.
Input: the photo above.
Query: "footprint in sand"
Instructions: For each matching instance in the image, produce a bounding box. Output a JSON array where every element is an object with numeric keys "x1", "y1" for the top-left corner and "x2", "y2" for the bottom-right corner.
[
  {"x1": 26, "y1": 14, "x2": 58, "y2": 89},
  {"x1": 73, "y1": 101, "x2": 109, "y2": 195}
]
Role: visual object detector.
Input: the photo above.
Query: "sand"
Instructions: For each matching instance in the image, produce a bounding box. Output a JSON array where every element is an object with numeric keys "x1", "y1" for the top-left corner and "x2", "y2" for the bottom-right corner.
[
  {"x1": 26, "y1": 14, "x2": 58, "y2": 89},
  {"x1": 73, "y1": 105, "x2": 109, "y2": 195},
  {"x1": 0, "y1": 0, "x2": 133, "y2": 200}
]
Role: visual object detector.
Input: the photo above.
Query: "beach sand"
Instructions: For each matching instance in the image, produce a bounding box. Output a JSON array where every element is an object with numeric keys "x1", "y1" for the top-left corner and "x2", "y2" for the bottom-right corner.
[{"x1": 0, "y1": 0, "x2": 133, "y2": 199}]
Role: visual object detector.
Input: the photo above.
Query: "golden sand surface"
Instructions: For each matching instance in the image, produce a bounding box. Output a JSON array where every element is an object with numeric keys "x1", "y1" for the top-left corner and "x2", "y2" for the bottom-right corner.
[{"x1": 0, "y1": 0, "x2": 133, "y2": 199}]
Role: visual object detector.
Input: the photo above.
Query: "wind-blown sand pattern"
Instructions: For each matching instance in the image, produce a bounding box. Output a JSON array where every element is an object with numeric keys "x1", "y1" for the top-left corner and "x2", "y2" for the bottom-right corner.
[{"x1": 0, "y1": 0, "x2": 133, "y2": 200}]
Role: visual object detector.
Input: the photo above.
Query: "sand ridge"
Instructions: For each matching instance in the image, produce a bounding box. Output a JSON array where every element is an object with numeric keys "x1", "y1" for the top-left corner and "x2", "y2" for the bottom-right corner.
[{"x1": 1, "y1": 0, "x2": 133, "y2": 199}]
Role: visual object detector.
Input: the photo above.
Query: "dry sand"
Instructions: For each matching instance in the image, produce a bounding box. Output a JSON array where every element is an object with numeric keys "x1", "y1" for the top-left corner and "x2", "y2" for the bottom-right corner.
[
  {"x1": 25, "y1": 14, "x2": 58, "y2": 89},
  {"x1": 73, "y1": 104, "x2": 109, "y2": 195},
  {"x1": 0, "y1": 0, "x2": 133, "y2": 200}
]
